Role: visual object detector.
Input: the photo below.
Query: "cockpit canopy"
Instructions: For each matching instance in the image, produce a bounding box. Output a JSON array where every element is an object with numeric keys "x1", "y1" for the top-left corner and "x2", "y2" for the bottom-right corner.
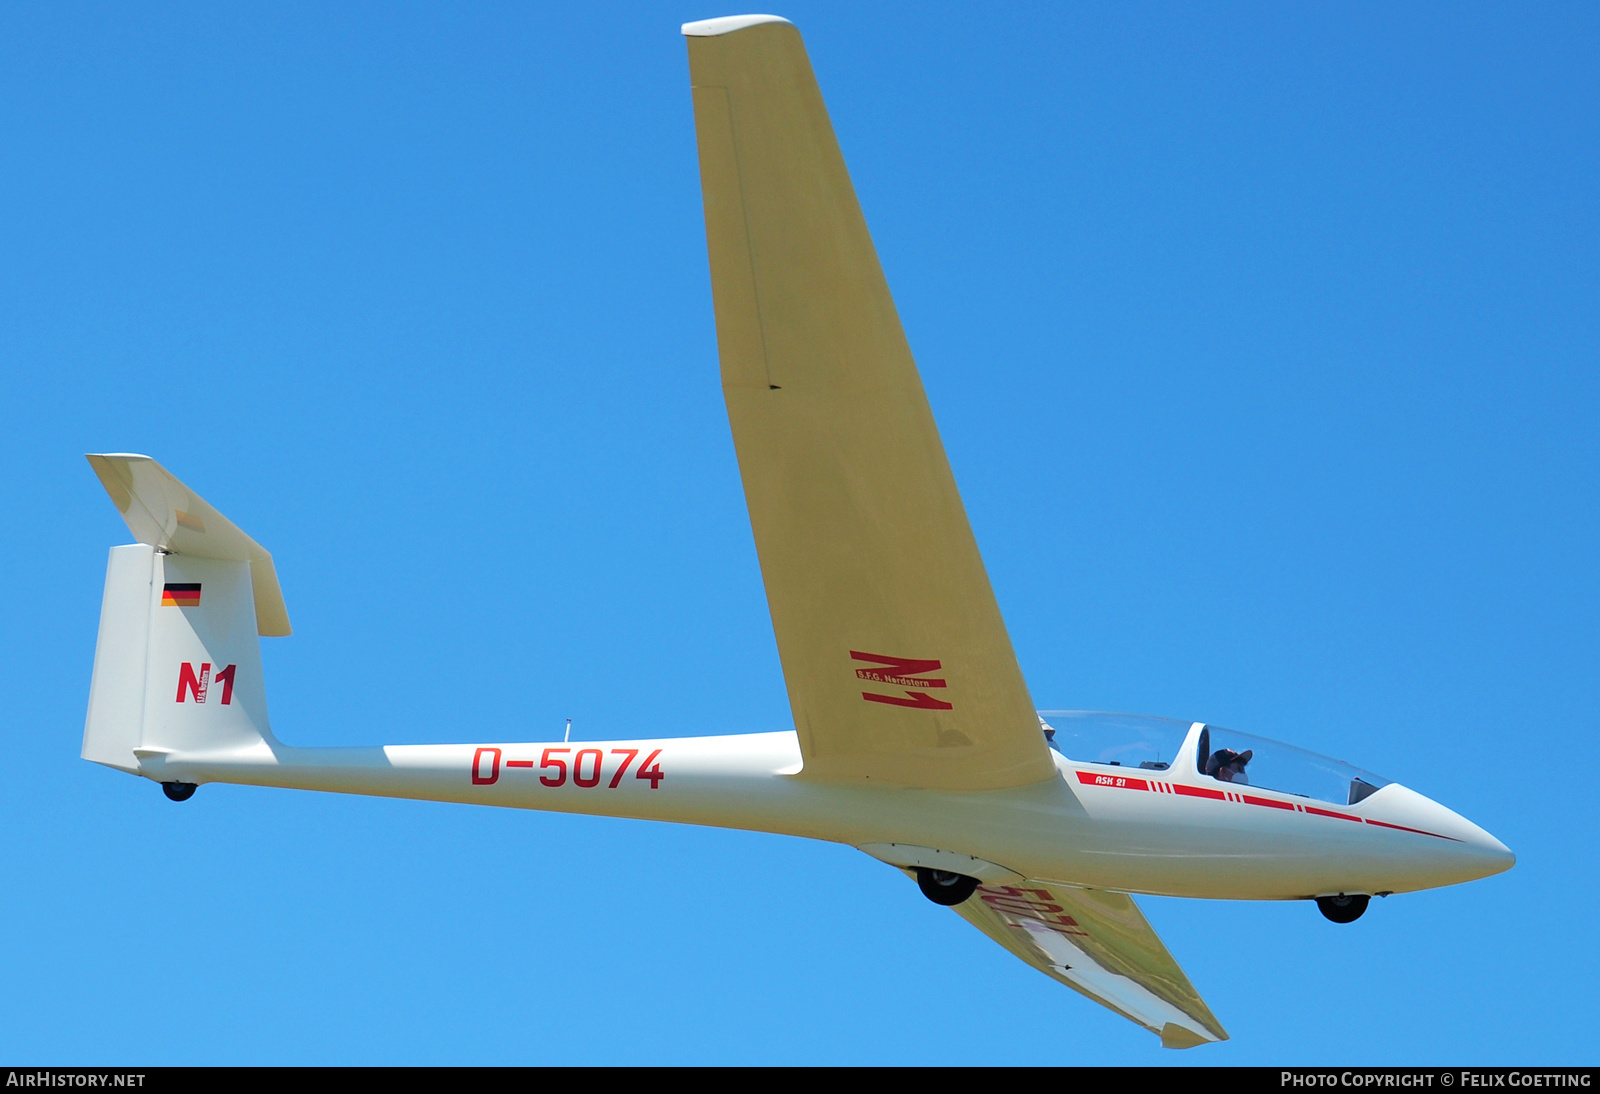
[
  {"x1": 1039, "y1": 710, "x2": 1190, "y2": 771},
  {"x1": 1038, "y1": 711, "x2": 1393, "y2": 807}
]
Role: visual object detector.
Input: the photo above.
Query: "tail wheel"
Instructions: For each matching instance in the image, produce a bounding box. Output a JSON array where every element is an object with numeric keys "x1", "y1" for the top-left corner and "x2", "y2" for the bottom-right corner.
[
  {"x1": 1316, "y1": 893, "x2": 1369, "y2": 923},
  {"x1": 916, "y1": 867, "x2": 979, "y2": 906}
]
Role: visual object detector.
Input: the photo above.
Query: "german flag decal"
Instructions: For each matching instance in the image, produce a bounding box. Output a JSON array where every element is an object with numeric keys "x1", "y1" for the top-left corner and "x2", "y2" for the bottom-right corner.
[{"x1": 162, "y1": 583, "x2": 202, "y2": 607}]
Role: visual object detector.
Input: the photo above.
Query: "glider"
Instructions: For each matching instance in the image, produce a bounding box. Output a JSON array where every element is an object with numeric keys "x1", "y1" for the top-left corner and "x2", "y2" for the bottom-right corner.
[{"x1": 80, "y1": 14, "x2": 1512, "y2": 1048}]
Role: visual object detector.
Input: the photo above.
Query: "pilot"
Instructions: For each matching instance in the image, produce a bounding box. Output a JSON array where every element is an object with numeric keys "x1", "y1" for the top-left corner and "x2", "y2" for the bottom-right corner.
[{"x1": 1207, "y1": 748, "x2": 1253, "y2": 784}]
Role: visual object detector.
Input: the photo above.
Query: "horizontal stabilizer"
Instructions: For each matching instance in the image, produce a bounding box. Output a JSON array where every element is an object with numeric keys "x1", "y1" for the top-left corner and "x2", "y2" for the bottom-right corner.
[{"x1": 86, "y1": 454, "x2": 290, "y2": 636}]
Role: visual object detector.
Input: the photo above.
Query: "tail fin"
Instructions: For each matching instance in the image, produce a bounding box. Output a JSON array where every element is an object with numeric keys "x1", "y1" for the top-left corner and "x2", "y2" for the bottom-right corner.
[{"x1": 83, "y1": 455, "x2": 286, "y2": 775}]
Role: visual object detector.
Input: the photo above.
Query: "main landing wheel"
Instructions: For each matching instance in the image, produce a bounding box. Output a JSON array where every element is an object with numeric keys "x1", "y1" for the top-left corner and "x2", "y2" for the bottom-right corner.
[
  {"x1": 1316, "y1": 893, "x2": 1369, "y2": 923},
  {"x1": 916, "y1": 868, "x2": 979, "y2": 907},
  {"x1": 162, "y1": 782, "x2": 197, "y2": 802}
]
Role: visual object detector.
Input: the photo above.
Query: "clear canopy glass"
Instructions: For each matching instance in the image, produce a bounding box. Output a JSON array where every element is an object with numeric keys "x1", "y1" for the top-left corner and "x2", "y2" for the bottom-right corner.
[
  {"x1": 1037, "y1": 711, "x2": 1192, "y2": 771},
  {"x1": 1194, "y1": 723, "x2": 1391, "y2": 806},
  {"x1": 1038, "y1": 710, "x2": 1393, "y2": 806}
]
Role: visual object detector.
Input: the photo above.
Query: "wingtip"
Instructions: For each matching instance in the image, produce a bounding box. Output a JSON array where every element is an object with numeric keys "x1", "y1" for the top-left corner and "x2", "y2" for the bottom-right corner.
[
  {"x1": 1159, "y1": 1021, "x2": 1228, "y2": 1049},
  {"x1": 682, "y1": 13, "x2": 792, "y2": 37}
]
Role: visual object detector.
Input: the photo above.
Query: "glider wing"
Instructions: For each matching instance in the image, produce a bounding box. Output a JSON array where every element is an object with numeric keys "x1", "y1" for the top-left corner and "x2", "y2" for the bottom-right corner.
[
  {"x1": 684, "y1": 17, "x2": 1055, "y2": 791},
  {"x1": 953, "y1": 879, "x2": 1228, "y2": 1048}
]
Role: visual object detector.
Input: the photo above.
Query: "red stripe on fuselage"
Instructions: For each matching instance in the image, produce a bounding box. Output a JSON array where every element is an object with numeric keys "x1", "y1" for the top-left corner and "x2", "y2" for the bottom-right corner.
[
  {"x1": 1304, "y1": 805, "x2": 1361, "y2": 823},
  {"x1": 1364, "y1": 817, "x2": 1459, "y2": 841},
  {"x1": 1174, "y1": 783, "x2": 1226, "y2": 800},
  {"x1": 1073, "y1": 767, "x2": 1457, "y2": 840},
  {"x1": 1243, "y1": 794, "x2": 1294, "y2": 811}
]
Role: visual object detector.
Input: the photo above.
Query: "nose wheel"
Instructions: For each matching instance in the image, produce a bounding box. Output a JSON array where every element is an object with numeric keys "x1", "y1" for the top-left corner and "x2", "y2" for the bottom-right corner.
[
  {"x1": 1316, "y1": 894, "x2": 1369, "y2": 923},
  {"x1": 916, "y1": 868, "x2": 979, "y2": 906}
]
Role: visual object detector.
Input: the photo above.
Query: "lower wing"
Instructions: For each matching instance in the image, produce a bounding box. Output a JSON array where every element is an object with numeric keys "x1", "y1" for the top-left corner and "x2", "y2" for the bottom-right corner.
[{"x1": 951, "y1": 879, "x2": 1228, "y2": 1048}]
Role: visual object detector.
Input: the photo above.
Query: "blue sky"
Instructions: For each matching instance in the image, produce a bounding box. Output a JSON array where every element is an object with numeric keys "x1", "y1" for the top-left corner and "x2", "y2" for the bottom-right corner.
[{"x1": 2, "y1": 1, "x2": 1595, "y2": 1064}]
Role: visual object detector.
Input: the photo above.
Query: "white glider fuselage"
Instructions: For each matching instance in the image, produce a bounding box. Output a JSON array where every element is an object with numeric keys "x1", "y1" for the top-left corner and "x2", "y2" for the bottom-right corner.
[
  {"x1": 134, "y1": 726, "x2": 1511, "y2": 903},
  {"x1": 81, "y1": 464, "x2": 1511, "y2": 1046}
]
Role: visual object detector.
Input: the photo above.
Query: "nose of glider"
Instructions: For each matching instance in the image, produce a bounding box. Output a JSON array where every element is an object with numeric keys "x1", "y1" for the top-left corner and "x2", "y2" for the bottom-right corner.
[
  {"x1": 1375, "y1": 783, "x2": 1514, "y2": 885},
  {"x1": 1451, "y1": 816, "x2": 1515, "y2": 880}
]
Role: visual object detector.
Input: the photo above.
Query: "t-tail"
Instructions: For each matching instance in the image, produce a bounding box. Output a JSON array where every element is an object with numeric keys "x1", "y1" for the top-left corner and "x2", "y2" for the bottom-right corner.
[{"x1": 83, "y1": 455, "x2": 289, "y2": 791}]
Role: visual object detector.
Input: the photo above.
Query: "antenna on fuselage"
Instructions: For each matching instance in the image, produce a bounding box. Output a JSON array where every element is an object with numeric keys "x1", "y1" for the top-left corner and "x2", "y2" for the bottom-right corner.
[{"x1": 564, "y1": 718, "x2": 572, "y2": 743}]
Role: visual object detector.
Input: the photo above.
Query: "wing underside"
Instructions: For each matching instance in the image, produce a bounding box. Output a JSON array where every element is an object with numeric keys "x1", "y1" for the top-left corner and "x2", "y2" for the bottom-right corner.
[
  {"x1": 685, "y1": 19, "x2": 1055, "y2": 792},
  {"x1": 949, "y1": 878, "x2": 1228, "y2": 1048}
]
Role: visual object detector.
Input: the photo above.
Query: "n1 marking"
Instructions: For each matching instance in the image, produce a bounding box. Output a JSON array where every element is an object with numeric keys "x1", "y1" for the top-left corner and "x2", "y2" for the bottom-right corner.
[{"x1": 176, "y1": 662, "x2": 237, "y2": 704}]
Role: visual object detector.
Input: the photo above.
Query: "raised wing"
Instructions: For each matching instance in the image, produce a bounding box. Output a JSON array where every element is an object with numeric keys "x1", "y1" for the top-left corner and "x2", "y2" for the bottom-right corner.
[
  {"x1": 953, "y1": 880, "x2": 1228, "y2": 1048},
  {"x1": 86, "y1": 453, "x2": 291, "y2": 636},
  {"x1": 683, "y1": 17, "x2": 1055, "y2": 791}
]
